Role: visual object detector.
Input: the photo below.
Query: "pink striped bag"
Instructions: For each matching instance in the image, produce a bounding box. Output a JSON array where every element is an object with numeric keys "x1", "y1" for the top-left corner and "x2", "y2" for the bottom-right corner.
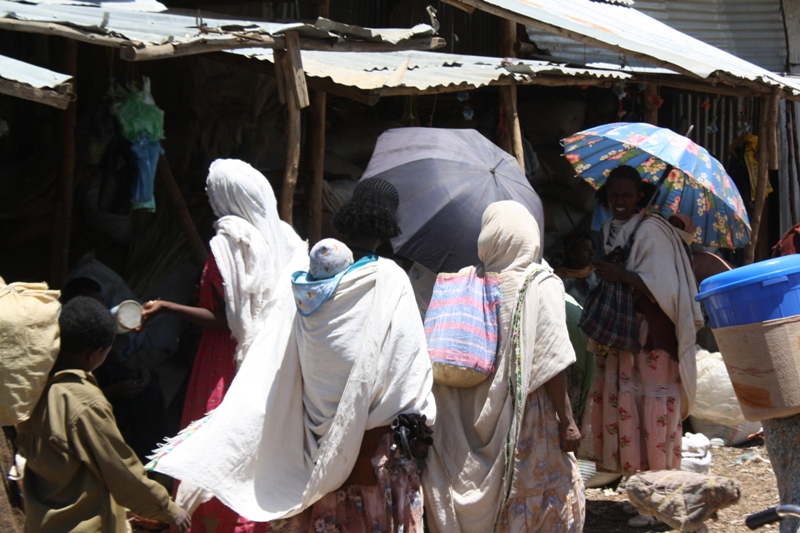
[{"x1": 423, "y1": 267, "x2": 502, "y2": 388}]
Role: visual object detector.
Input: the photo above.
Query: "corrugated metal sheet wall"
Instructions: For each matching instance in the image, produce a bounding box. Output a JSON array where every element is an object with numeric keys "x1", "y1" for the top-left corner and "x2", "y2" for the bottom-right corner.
[
  {"x1": 526, "y1": 0, "x2": 788, "y2": 73},
  {"x1": 667, "y1": 92, "x2": 761, "y2": 169},
  {"x1": 652, "y1": 0, "x2": 787, "y2": 73}
]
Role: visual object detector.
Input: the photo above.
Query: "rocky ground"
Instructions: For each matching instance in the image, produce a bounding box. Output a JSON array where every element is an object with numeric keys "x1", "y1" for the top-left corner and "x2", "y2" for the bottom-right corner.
[{"x1": 584, "y1": 436, "x2": 783, "y2": 532}]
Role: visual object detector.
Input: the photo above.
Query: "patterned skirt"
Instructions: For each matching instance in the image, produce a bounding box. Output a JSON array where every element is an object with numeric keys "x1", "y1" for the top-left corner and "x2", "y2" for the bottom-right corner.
[
  {"x1": 271, "y1": 433, "x2": 424, "y2": 533},
  {"x1": 585, "y1": 318, "x2": 683, "y2": 476},
  {"x1": 497, "y1": 389, "x2": 586, "y2": 533}
]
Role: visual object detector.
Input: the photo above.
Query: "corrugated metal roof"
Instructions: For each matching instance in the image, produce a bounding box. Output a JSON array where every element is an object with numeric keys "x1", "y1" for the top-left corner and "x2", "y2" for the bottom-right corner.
[
  {"x1": 527, "y1": 0, "x2": 787, "y2": 74},
  {"x1": 0, "y1": 1, "x2": 437, "y2": 52},
  {"x1": 455, "y1": 0, "x2": 800, "y2": 96},
  {"x1": 18, "y1": 0, "x2": 166, "y2": 12},
  {"x1": 230, "y1": 49, "x2": 631, "y2": 93},
  {"x1": 0, "y1": 54, "x2": 72, "y2": 108},
  {"x1": 0, "y1": 54, "x2": 71, "y2": 88}
]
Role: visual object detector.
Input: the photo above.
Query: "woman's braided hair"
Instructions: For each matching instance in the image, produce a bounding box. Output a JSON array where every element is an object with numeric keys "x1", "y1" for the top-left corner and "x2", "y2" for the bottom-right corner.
[{"x1": 333, "y1": 178, "x2": 401, "y2": 241}]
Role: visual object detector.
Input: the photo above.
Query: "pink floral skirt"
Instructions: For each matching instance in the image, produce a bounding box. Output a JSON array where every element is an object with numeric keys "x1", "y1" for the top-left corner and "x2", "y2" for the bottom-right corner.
[
  {"x1": 270, "y1": 434, "x2": 424, "y2": 533},
  {"x1": 585, "y1": 320, "x2": 683, "y2": 476}
]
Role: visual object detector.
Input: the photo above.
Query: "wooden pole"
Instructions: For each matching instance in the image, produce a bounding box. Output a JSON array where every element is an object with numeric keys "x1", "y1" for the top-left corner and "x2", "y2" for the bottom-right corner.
[
  {"x1": 745, "y1": 88, "x2": 782, "y2": 264},
  {"x1": 644, "y1": 84, "x2": 659, "y2": 125},
  {"x1": 278, "y1": 31, "x2": 308, "y2": 225},
  {"x1": 50, "y1": 38, "x2": 77, "y2": 289},
  {"x1": 279, "y1": 63, "x2": 302, "y2": 224},
  {"x1": 308, "y1": 90, "x2": 326, "y2": 245},
  {"x1": 156, "y1": 155, "x2": 208, "y2": 267},
  {"x1": 499, "y1": 85, "x2": 524, "y2": 169},
  {"x1": 499, "y1": 18, "x2": 524, "y2": 169}
]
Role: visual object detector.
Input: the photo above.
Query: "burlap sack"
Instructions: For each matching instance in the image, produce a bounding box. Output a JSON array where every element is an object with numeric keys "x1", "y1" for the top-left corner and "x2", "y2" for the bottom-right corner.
[
  {"x1": 0, "y1": 279, "x2": 61, "y2": 425},
  {"x1": 713, "y1": 314, "x2": 800, "y2": 422},
  {"x1": 627, "y1": 470, "x2": 741, "y2": 532}
]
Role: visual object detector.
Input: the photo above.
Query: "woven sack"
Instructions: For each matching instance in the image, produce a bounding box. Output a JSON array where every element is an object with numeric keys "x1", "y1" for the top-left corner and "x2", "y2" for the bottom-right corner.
[
  {"x1": 0, "y1": 279, "x2": 61, "y2": 425},
  {"x1": 424, "y1": 268, "x2": 501, "y2": 388}
]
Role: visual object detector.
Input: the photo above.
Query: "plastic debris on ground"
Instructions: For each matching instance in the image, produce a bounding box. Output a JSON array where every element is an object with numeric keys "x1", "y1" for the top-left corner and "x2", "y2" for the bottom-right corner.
[{"x1": 680, "y1": 432, "x2": 712, "y2": 474}]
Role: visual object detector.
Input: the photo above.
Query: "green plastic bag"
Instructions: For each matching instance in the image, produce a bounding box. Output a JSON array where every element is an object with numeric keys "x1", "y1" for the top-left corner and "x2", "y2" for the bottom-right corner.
[{"x1": 114, "y1": 77, "x2": 164, "y2": 143}]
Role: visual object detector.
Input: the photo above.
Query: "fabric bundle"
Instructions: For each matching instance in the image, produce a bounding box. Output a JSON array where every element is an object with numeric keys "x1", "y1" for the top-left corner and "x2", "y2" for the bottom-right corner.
[
  {"x1": 627, "y1": 470, "x2": 741, "y2": 532},
  {"x1": 0, "y1": 279, "x2": 61, "y2": 425}
]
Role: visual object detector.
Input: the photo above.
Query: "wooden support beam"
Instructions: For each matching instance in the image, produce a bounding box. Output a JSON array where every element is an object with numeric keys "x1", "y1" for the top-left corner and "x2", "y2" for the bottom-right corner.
[
  {"x1": 784, "y1": 0, "x2": 800, "y2": 72},
  {"x1": 120, "y1": 34, "x2": 279, "y2": 61},
  {"x1": 0, "y1": 19, "x2": 126, "y2": 49},
  {"x1": 273, "y1": 52, "x2": 287, "y2": 105},
  {"x1": 308, "y1": 90, "x2": 327, "y2": 245},
  {"x1": 50, "y1": 38, "x2": 77, "y2": 289},
  {"x1": 500, "y1": 18, "x2": 517, "y2": 58},
  {"x1": 499, "y1": 85, "x2": 524, "y2": 169},
  {"x1": 156, "y1": 155, "x2": 208, "y2": 267},
  {"x1": 0, "y1": 17, "x2": 445, "y2": 60},
  {"x1": 644, "y1": 83, "x2": 659, "y2": 125},
  {"x1": 282, "y1": 31, "x2": 310, "y2": 109},
  {"x1": 633, "y1": 75, "x2": 762, "y2": 98},
  {"x1": 442, "y1": 0, "x2": 475, "y2": 13},
  {"x1": 280, "y1": 74, "x2": 302, "y2": 224},
  {"x1": 745, "y1": 88, "x2": 782, "y2": 264},
  {"x1": 497, "y1": 17, "x2": 524, "y2": 169},
  {"x1": 120, "y1": 36, "x2": 446, "y2": 61},
  {"x1": 0, "y1": 78, "x2": 72, "y2": 109}
]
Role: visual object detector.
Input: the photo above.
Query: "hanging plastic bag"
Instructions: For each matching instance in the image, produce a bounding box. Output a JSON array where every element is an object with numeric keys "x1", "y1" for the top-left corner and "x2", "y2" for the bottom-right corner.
[
  {"x1": 130, "y1": 138, "x2": 163, "y2": 211},
  {"x1": 114, "y1": 77, "x2": 164, "y2": 144},
  {"x1": 112, "y1": 77, "x2": 165, "y2": 211},
  {"x1": 0, "y1": 278, "x2": 61, "y2": 425}
]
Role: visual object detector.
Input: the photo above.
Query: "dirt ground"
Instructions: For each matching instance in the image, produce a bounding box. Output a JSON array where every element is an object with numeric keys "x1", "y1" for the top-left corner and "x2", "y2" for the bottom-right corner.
[
  {"x1": 132, "y1": 438, "x2": 781, "y2": 533},
  {"x1": 584, "y1": 436, "x2": 783, "y2": 533}
]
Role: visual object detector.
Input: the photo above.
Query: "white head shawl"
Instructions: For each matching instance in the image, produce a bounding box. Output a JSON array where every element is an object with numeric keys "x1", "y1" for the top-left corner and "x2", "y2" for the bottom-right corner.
[{"x1": 206, "y1": 159, "x2": 306, "y2": 366}]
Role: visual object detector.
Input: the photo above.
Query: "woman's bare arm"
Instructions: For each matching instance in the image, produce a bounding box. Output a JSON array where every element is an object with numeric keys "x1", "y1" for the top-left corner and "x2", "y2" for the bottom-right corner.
[
  {"x1": 141, "y1": 300, "x2": 228, "y2": 330},
  {"x1": 544, "y1": 370, "x2": 581, "y2": 453}
]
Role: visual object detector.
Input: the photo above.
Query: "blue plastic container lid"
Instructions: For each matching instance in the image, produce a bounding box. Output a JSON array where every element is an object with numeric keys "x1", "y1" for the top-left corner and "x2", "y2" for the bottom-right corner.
[{"x1": 696, "y1": 254, "x2": 800, "y2": 301}]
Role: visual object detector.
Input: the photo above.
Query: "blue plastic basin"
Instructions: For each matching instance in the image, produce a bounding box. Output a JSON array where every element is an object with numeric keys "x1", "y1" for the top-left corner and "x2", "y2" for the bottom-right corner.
[{"x1": 695, "y1": 255, "x2": 800, "y2": 328}]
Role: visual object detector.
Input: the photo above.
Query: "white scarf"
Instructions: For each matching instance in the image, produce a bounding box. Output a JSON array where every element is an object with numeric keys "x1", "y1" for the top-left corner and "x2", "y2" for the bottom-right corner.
[
  {"x1": 423, "y1": 201, "x2": 575, "y2": 533},
  {"x1": 154, "y1": 259, "x2": 435, "y2": 521},
  {"x1": 206, "y1": 159, "x2": 306, "y2": 366}
]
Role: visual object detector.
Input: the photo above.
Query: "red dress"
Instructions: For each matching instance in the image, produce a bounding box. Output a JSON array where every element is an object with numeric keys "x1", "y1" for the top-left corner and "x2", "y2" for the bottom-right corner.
[{"x1": 179, "y1": 254, "x2": 268, "y2": 533}]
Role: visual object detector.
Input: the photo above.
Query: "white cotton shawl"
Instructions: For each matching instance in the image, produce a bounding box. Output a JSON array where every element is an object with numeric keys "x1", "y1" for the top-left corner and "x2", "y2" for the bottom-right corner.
[
  {"x1": 423, "y1": 201, "x2": 576, "y2": 533},
  {"x1": 206, "y1": 159, "x2": 306, "y2": 366},
  {"x1": 154, "y1": 258, "x2": 435, "y2": 521},
  {"x1": 601, "y1": 213, "x2": 704, "y2": 418}
]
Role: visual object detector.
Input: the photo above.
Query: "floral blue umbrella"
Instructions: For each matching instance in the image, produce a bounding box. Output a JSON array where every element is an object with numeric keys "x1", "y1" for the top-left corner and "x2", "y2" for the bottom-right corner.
[{"x1": 561, "y1": 122, "x2": 751, "y2": 249}]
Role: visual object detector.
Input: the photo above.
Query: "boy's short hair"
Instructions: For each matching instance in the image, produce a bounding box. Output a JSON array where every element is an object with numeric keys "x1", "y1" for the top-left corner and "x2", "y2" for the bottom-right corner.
[{"x1": 59, "y1": 296, "x2": 116, "y2": 353}]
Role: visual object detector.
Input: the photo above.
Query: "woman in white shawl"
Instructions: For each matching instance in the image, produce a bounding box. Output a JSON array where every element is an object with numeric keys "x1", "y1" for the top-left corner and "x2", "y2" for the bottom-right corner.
[
  {"x1": 424, "y1": 200, "x2": 585, "y2": 533},
  {"x1": 587, "y1": 164, "x2": 704, "y2": 477},
  {"x1": 151, "y1": 177, "x2": 435, "y2": 533},
  {"x1": 142, "y1": 158, "x2": 307, "y2": 532}
]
